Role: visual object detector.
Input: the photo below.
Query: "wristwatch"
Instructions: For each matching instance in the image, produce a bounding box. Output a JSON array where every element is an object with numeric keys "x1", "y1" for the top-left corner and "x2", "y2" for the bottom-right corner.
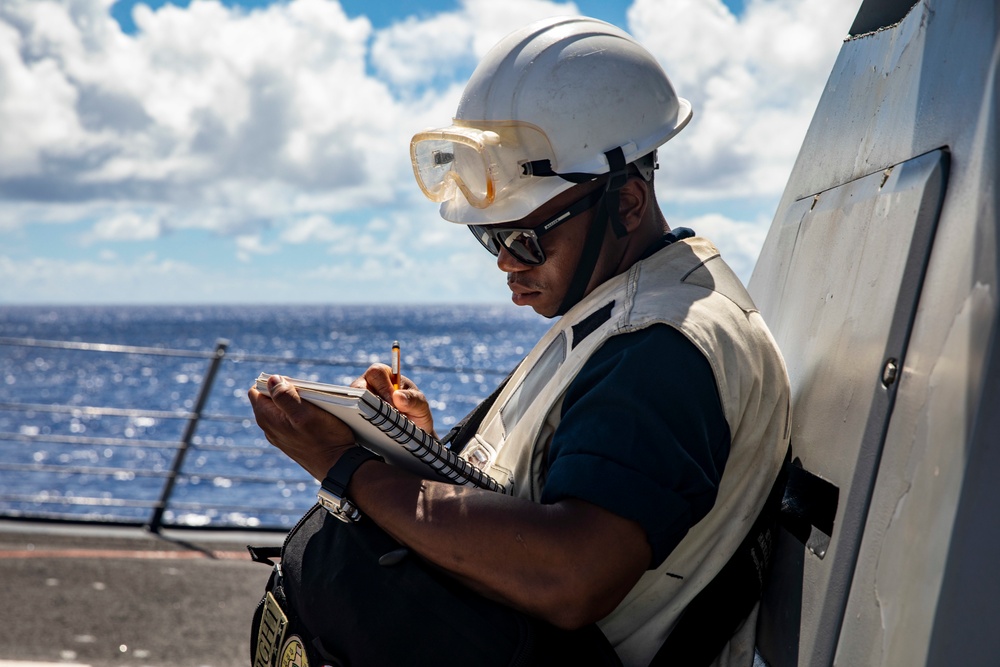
[{"x1": 317, "y1": 447, "x2": 383, "y2": 523}]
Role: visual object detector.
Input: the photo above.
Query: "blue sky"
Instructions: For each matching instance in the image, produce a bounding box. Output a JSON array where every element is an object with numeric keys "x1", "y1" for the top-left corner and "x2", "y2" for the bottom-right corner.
[{"x1": 0, "y1": 0, "x2": 860, "y2": 305}]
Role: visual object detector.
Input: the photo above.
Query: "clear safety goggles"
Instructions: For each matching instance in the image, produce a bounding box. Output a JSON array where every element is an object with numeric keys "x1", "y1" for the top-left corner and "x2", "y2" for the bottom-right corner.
[
  {"x1": 469, "y1": 186, "x2": 604, "y2": 265},
  {"x1": 410, "y1": 121, "x2": 556, "y2": 209}
]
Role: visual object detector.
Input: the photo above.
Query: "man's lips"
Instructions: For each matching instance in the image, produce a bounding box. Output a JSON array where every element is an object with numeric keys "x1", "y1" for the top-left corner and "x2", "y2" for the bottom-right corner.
[
  {"x1": 508, "y1": 283, "x2": 539, "y2": 295},
  {"x1": 508, "y1": 277, "x2": 542, "y2": 295},
  {"x1": 507, "y1": 279, "x2": 542, "y2": 304}
]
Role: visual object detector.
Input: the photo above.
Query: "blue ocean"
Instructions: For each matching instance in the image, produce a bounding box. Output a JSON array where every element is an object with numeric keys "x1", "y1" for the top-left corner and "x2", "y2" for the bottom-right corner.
[{"x1": 0, "y1": 304, "x2": 550, "y2": 529}]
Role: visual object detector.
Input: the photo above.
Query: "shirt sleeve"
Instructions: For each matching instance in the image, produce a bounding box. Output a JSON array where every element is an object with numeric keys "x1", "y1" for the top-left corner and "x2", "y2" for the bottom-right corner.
[{"x1": 539, "y1": 324, "x2": 731, "y2": 568}]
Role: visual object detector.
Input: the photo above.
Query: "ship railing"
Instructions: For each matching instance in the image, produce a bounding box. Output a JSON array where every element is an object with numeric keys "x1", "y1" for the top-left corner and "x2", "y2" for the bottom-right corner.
[{"x1": 0, "y1": 336, "x2": 503, "y2": 533}]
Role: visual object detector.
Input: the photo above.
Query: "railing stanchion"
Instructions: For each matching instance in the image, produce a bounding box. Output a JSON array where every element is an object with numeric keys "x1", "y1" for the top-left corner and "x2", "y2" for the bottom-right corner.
[{"x1": 148, "y1": 338, "x2": 229, "y2": 533}]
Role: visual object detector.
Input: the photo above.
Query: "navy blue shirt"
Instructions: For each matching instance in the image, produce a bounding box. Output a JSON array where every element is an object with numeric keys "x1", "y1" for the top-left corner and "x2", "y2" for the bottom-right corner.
[{"x1": 540, "y1": 324, "x2": 731, "y2": 567}]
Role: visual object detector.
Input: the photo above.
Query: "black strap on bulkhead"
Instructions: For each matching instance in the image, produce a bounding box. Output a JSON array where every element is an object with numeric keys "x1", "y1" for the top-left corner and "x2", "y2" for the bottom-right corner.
[
  {"x1": 648, "y1": 448, "x2": 841, "y2": 666},
  {"x1": 649, "y1": 447, "x2": 791, "y2": 667},
  {"x1": 779, "y1": 457, "x2": 840, "y2": 557}
]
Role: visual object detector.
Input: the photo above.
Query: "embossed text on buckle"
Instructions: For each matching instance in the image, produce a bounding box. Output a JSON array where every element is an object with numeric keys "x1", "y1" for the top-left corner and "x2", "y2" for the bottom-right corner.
[{"x1": 254, "y1": 591, "x2": 289, "y2": 667}]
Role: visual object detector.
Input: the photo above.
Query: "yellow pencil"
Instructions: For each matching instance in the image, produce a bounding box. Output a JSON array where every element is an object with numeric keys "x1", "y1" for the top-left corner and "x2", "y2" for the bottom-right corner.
[{"x1": 390, "y1": 340, "x2": 401, "y2": 391}]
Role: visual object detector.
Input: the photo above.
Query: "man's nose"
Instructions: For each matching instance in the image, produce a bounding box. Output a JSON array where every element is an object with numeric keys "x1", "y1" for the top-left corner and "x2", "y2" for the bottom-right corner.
[{"x1": 497, "y1": 245, "x2": 530, "y2": 272}]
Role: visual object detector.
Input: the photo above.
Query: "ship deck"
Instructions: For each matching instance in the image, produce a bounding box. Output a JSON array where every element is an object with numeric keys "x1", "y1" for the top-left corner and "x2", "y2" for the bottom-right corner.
[{"x1": 0, "y1": 519, "x2": 283, "y2": 667}]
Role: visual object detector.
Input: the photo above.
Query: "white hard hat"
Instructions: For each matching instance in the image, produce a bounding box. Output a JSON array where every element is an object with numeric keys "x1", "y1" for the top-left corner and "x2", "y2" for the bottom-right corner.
[{"x1": 410, "y1": 16, "x2": 692, "y2": 224}]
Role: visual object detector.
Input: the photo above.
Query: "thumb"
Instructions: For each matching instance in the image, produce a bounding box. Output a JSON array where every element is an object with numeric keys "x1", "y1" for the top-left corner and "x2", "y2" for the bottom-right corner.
[
  {"x1": 393, "y1": 389, "x2": 435, "y2": 435},
  {"x1": 267, "y1": 375, "x2": 306, "y2": 413}
]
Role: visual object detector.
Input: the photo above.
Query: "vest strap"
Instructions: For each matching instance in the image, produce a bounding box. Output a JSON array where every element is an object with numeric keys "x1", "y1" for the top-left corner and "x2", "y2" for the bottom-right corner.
[{"x1": 247, "y1": 545, "x2": 283, "y2": 567}]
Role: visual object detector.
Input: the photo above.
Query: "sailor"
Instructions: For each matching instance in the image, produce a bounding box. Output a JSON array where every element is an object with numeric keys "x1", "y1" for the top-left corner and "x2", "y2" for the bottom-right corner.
[{"x1": 249, "y1": 16, "x2": 790, "y2": 667}]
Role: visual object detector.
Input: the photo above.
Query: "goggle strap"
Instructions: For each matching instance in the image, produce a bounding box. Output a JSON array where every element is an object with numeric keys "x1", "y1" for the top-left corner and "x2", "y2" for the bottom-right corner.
[
  {"x1": 520, "y1": 160, "x2": 598, "y2": 184},
  {"x1": 520, "y1": 145, "x2": 631, "y2": 184}
]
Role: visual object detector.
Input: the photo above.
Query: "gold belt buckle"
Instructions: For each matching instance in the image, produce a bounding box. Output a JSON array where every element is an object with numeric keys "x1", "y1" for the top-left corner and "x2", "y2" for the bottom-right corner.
[
  {"x1": 254, "y1": 591, "x2": 289, "y2": 667},
  {"x1": 279, "y1": 635, "x2": 310, "y2": 667}
]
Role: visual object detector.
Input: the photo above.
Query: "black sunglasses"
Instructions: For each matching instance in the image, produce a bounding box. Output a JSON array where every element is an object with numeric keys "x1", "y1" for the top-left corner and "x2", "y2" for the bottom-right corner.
[{"x1": 468, "y1": 187, "x2": 605, "y2": 266}]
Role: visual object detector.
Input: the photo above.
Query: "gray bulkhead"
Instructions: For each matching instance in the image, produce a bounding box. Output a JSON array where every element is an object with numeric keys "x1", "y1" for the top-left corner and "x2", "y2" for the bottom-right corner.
[{"x1": 748, "y1": 0, "x2": 999, "y2": 665}]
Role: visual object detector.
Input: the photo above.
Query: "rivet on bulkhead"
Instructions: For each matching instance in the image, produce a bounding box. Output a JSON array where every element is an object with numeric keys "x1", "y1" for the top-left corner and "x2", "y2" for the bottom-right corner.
[{"x1": 882, "y1": 358, "x2": 898, "y2": 387}]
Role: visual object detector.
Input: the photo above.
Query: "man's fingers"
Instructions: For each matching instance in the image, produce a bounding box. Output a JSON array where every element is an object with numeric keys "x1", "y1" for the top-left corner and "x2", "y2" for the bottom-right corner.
[
  {"x1": 249, "y1": 375, "x2": 359, "y2": 476},
  {"x1": 353, "y1": 365, "x2": 420, "y2": 401},
  {"x1": 266, "y1": 375, "x2": 317, "y2": 424},
  {"x1": 392, "y1": 389, "x2": 435, "y2": 435},
  {"x1": 393, "y1": 389, "x2": 418, "y2": 409},
  {"x1": 361, "y1": 364, "x2": 395, "y2": 401},
  {"x1": 248, "y1": 384, "x2": 288, "y2": 446}
]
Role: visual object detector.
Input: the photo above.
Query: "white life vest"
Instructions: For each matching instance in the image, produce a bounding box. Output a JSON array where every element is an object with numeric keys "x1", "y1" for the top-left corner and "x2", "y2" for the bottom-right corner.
[{"x1": 461, "y1": 236, "x2": 791, "y2": 666}]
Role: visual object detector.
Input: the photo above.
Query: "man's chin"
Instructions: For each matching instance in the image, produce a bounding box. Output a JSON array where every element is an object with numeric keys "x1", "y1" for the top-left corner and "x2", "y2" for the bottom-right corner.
[{"x1": 511, "y1": 291, "x2": 558, "y2": 318}]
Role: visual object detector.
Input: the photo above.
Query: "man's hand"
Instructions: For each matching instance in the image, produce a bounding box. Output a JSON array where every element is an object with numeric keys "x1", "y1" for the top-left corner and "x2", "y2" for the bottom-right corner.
[
  {"x1": 248, "y1": 375, "x2": 356, "y2": 480},
  {"x1": 248, "y1": 365, "x2": 437, "y2": 479},
  {"x1": 351, "y1": 363, "x2": 436, "y2": 436}
]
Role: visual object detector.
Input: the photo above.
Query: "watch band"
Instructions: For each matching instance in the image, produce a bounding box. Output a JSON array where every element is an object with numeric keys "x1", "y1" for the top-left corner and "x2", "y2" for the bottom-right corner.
[{"x1": 317, "y1": 447, "x2": 383, "y2": 523}]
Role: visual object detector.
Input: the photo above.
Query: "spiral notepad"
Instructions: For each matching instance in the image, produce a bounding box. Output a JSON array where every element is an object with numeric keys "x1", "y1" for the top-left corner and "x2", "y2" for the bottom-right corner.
[{"x1": 255, "y1": 373, "x2": 504, "y2": 493}]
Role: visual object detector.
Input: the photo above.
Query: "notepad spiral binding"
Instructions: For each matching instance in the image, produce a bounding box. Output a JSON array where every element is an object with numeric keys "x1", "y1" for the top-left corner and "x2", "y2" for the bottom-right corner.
[{"x1": 358, "y1": 393, "x2": 506, "y2": 494}]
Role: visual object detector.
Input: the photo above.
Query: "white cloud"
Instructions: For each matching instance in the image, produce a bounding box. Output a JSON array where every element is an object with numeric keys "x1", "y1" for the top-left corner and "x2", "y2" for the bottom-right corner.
[
  {"x1": 88, "y1": 211, "x2": 162, "y2": 241},
  {"x1": 0, "y1": 0, "x2": 400, "y2": 213},
  {"x1": 279, "y1": 215, "x2": 347, "y2": 244},
  {"x1": 371, "y1": 13, "x2": 473, "y2": 88},
  {"x1": 0, "y1": 16, "x2": 86, "y2": 178},
  {"x1": 236, "y1": 233, "x2": 278, "y2": 261},
  {"x1": 0, "y1": 0, "x2": 865, "y2": 304},
  {"x1": 302, "y1": 243, "x2": 506, "y2": 303},
  {"x1": 0, "y1": 0, "x2": 857, "y2": 214},
  {"x1": 0, "y1": 0, "x2": 588, "y2": 233},
  {"x1": 0, "y1": 201, "x2": 108, "y2": 231},
  {"x1": 628, "y1": 0, "x2": 862, "y2": 202},
  {"x1": 0, "y1": 252, "x2": 202, "y2": 304},
  {"x1": 673, "y1": 212, "x2": 770, "y2": 283},
  {"x1": 0, "y1": 249, "x2": 382, "y2": 304},
  {"x1": 310, "y1": 207, "x2": 473, "y2": 260},
  {"x1": 371, "y1": 0, "x2": 582, "y2": 91},
  {"x1": 461, "y1": 0, "x2": 582, "y2": 59}
]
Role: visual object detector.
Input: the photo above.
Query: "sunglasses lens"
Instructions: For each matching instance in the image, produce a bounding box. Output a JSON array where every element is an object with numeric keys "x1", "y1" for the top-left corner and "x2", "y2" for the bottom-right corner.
[
  {"x1": 471, "y1": 226, "x2": 500, "y2": 255},
  {"x1": 498, "y1": 230, "x2": 544, "y2": 265},
  {"x1": 469, "y1": 227, "x2": 544, "y2": 265}
]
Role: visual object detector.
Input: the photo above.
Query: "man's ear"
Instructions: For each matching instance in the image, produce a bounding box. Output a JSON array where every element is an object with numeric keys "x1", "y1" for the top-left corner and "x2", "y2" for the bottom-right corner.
[{"x1": 617, "y1": 178, "x2": 650, "y2": 234}]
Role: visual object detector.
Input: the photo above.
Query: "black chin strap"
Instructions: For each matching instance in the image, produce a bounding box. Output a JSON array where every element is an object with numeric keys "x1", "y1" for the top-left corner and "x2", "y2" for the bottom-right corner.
[
  {"x1": 602, "y1": 147, "x2": 630, "y2": 239},
  {"x1": 556, "y1": 193, "x2": 609, "y2": 316},
  {"x1": 554, "y1": 147, "x2": 630, "y2": 316}
]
